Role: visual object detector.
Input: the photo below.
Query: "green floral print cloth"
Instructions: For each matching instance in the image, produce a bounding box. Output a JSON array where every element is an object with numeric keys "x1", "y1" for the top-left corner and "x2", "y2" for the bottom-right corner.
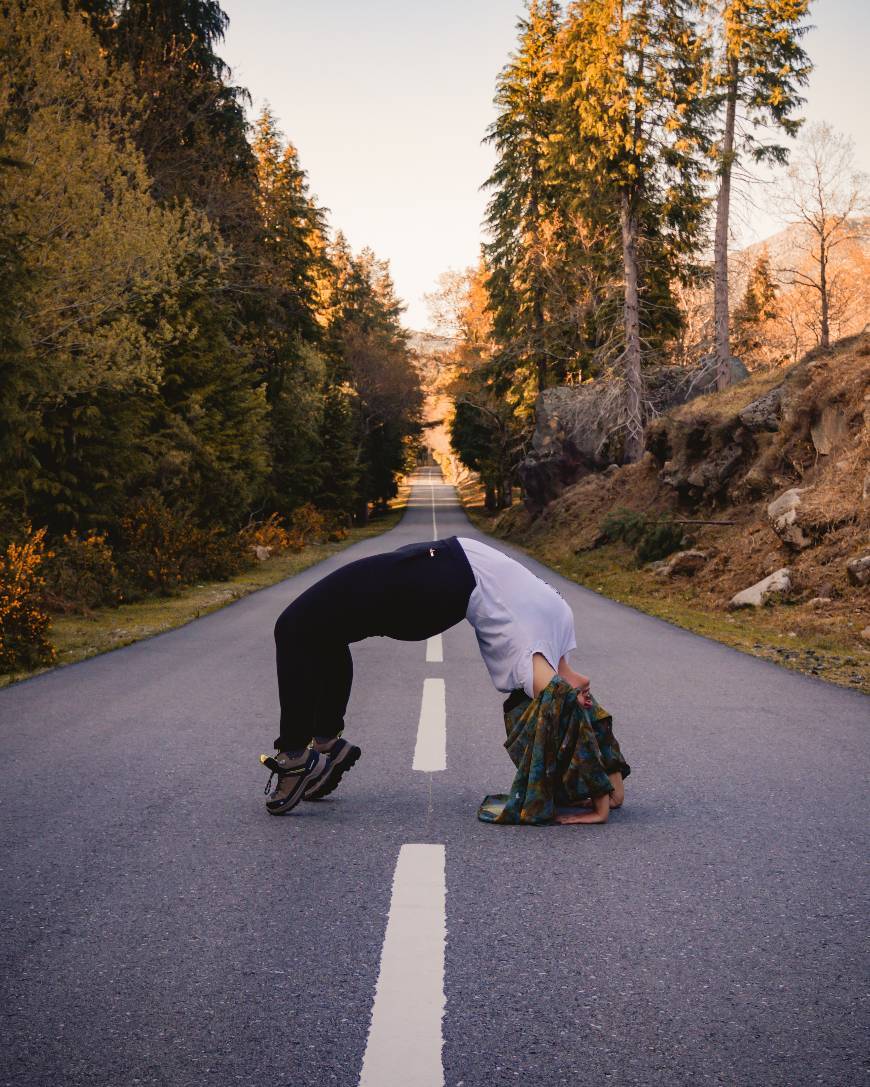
[{"x1": 478, "y1": 674, "x2": 631, "y2": 825}]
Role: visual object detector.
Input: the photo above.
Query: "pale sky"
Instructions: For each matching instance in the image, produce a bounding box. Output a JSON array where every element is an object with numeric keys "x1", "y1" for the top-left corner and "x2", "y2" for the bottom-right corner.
[{"x1": 220, "y1": 0, "x2": 869, "y2": 330}]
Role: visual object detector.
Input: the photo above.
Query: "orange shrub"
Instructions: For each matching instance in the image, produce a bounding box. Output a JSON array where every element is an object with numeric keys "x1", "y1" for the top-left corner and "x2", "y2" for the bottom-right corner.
[
  {"x1": 237, "y1": 512, "x2": 302, "y2": 555},
  {"x1": 0, "y1": 527, "x2": 56, "y2": 673},
  {"x1": 290, "y1": 503, "x2": 327, "y2": 544},
  {"x1": 119, "y1": 491, "x2": 245, "y2": 594},
  {"x1": 43, "y1": 530, "x2": 122, "y2": 612}
]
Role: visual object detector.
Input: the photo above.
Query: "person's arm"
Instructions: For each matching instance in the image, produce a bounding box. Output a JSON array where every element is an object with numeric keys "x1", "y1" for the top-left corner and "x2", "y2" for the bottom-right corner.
[{"x1": 558, "y1": 657, "x2": 592, "y2": 707}]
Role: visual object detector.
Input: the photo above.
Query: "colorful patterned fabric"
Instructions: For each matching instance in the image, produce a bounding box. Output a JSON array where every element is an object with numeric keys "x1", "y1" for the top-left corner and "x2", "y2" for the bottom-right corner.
[{"x1": 478, "y1": 675, "x2": 631, "y2": 825}]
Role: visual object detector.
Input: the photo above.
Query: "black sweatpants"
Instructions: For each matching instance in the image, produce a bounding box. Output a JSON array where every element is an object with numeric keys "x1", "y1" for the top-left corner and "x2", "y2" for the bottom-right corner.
[{"x1": 273, "y1": 537, "x2": 476, "y2": 751}]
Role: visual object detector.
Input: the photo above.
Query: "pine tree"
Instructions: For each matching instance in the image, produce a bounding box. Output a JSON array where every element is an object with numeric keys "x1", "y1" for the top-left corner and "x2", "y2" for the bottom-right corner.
[
  {"x1": 732, "y1": 249, "x2": 778, "y2": 359},
  {"x1": 96, "y1": 0, "x2": 259, "y2": 250},
  {"x1": 709, "y1": 0, "x2": 811, "y2": 388},
  {"x1": 484, "y1": 0, "x2": 564, "y2": 395},
  {"x1": 556, "y1": 0, "x2": 711, "y2": 461},
  {"x1": 250, "y1": 106, "x2": 330, "y2": 513}
]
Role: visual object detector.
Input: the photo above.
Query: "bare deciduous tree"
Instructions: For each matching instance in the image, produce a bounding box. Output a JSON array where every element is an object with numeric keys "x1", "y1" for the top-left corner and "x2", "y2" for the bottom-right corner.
[{"x1": 780, "y1": 122, "x2": 869, "y2": 349}]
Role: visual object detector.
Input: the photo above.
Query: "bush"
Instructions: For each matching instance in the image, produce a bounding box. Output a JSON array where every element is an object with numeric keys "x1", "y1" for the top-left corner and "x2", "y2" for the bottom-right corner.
[
  {"x1": 118, "y1": 491, "x2": 190, "y2": 595},
  {"x1": 598, "y1": 507, "x2": 687, "y2": 564},
  {"x1": 635, "y1": 521, "x2": 687, "y2": 564},
  {"x1": 184, "y1": 524, "x2": 247, "y2": 582},
  {"x1": 237, "y1": 513, "x2": 302, "y2": 556},
  {"x1": 118, "y1": 490, "x2": 245, "y2": 594},
  {"x1": 290, "y1": 502, "x2": 327, "y2": 544},
  {"x1": 0, "y1": 527, "x2": 56, "y2": 673},
  {"x1": 42, "y1": 530, "x2": 122, "y2": 613},
  {"x1": 599, "y1": 508, "x2": 649, "y2": 549}
]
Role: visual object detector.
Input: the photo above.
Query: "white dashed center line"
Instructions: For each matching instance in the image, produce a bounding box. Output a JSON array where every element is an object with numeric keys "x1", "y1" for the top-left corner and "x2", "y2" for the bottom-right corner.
[
  {"x1": 358, "y1": 844, "x2": 447, "y2": 1087},
  {"x1": 425, "y1": 634, "x2": 443, "y2": 662},
  {"x1": 412, "y1": 678, "x2": 446, "y2": 772}
]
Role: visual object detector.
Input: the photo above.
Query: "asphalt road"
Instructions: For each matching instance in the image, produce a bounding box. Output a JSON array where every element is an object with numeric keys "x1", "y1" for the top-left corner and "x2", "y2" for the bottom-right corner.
[{"x1": 1, "y1": 468, "x2": 867, "y2": 1087}]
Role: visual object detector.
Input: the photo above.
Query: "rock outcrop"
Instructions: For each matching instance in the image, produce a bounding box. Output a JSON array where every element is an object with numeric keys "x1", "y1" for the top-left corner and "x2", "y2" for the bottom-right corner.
[{"x1": 518, "y1": 359, "x2": 748, "y2": 512}]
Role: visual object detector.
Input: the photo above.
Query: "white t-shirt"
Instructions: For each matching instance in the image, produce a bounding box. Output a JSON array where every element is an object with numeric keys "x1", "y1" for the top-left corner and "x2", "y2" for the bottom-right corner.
[{"x1": 457, "y1": 537, "x2": 577, "y2": 699}]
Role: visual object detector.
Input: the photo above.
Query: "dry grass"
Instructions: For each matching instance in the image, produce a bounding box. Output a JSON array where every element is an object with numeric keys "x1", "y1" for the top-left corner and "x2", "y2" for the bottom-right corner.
[{"x1": 463, "y1": 334, "x2": 870, "y2": 693}]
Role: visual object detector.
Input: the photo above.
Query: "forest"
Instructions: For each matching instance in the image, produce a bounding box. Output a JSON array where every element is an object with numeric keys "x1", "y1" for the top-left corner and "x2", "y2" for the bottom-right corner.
[
  {"x1": 0, "y1": 0, "x2": 423, "y2": 670},
  {"x1": 1, "y1": 0, "x2": 867, "y2": 676},
  {"x1": 439, "y1": 0, "x2": 866, "y2": 509}
]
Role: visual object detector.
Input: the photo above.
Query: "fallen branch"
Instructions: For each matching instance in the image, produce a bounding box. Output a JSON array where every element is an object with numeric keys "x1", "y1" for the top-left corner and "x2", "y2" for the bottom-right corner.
[{"x1": 669, "y1": 518, "x2": 736, "y2": 526}]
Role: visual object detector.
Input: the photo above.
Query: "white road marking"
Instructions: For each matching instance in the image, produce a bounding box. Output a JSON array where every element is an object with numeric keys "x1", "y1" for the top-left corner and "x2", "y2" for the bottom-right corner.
[
  {"x1": 425, "y1": 634, "x2": 443, "y2": 663},
  {"x1": 358, "y1": 844, "x2": 446, "y2": 1087},
  {"x1": 412, "y1": 678, "x2": 446, "y2": 772}
]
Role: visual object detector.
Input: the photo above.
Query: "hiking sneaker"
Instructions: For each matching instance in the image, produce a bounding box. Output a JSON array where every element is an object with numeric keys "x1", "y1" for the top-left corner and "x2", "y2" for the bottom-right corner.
[
  {"x1": 304, "y1": 738, "x2": 361, "y2": 801},
  {"x1": 261, "y1": 749, "x2": 330, "y2": 816}
]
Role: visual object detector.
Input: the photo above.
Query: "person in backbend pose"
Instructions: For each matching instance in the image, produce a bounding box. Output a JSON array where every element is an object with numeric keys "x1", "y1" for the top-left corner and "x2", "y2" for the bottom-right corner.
[{"x1": 261, "y1": 535, "x2": 629, "y2": 824}]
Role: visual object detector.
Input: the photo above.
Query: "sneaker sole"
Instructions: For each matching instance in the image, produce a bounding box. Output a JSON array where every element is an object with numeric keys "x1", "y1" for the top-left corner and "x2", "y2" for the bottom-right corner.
[
  {"x1": 266, "y1": 757, "x2": 331, "y2": 816},
  {"x1": 303, "y1": 745, "x2": 361, "y2": 801}
]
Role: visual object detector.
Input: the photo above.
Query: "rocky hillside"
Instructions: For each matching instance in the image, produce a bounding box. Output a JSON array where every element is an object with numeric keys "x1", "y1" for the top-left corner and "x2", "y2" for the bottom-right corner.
[{"x1": 486, "y1": 331, "x2": 870, "y2": 689}]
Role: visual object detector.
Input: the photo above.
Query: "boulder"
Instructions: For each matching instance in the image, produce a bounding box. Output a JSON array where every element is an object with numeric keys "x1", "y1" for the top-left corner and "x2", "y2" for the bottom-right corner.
[
  {"x1": 694, "y1": 355, "x2": 750, "y2": 391},
  {"x1": 767, "y1": 487, "x2": 813, "y2": 550},
  {"x1": 738, "y1": 386, "x2": 783, "y2": 432},
  {"x1": 810, "y1": 404, "x2": 848, "y2": 455},
  {"x1": 846, "y1": 554, "x2": 870, "y2": 587},
  {"x1": 663, "y1": 549, "x2": 709, "y2": 577},
  {"x1": 254, "y1": 545, "x2": 272, "y2": 562},
  {"x1": 807, "y1": 597, "x2": 833, "y2": 607},
  {"x1": 728, "y1": 567, "x2": 792, "y2": 609}
]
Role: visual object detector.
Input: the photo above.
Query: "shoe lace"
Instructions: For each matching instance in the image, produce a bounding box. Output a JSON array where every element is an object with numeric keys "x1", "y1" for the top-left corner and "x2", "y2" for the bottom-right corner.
[{"x1": 263, "y1": 757, "x2": 310, "y2": 796}]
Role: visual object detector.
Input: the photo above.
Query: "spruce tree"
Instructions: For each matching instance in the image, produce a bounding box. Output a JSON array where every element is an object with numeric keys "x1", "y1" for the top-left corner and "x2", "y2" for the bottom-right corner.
[
  {"x1": 732, "y1": 250, "x2": 778, "y2": 360},
  {"x1": 556, "y1": 0, "x2": 711, "y2": 461},
  {"x1": 484, "y1": 0, "x2": 563, "y2": 396},
  {"x1": 709, "y1": 0, "x2": 811, "y2": 388},
  {"x1": 251, "y1": 107, "x2": 329, "y2": 513}
]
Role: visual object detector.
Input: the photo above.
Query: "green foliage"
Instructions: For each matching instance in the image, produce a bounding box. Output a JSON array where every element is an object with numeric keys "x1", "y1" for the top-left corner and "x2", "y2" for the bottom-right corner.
[
  {"x1": 42, "y1": 531, "x2": 122, "y2": 613},
  {"x1": 598, "y1": 507, "x2": 687, "y2": 563},
  {"x1": 733, "y1": 251, "x2": 779, "y2": 354},
  {"x1": 635, "y1": 521, "x2": 687, "y2": 564},
  {"x1": 716, "y1": 0, "x2": 812, "y2": 168},
  {"x1": 484, "y1": 1, "x2": 568, "y2": 394},
  {"x1": 0, "y1": 527, "x2": 55, "y2": 673},
  {"x1": 0, "y1": 0, "x2": 417, "y2": 641}
]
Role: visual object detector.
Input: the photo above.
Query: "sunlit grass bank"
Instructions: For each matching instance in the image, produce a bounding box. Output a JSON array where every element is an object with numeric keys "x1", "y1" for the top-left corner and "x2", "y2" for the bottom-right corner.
[{"x1": 463, "y1": 501, "x2": 869, "y2": 695}]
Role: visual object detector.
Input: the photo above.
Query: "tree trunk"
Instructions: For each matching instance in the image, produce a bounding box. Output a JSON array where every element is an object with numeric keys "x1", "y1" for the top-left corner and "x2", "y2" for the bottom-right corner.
[
  {"x1": 620, "y1": 192, "x2": 644, "y2": 463},
  {"x1": 818, "y1": 232, "x2": 830, "y2": 348},
  {"x1": 714, "y1": 61, "x2": 738, "y2": 391},
  {"x1": 484, "y1": 482, "x2": 496, "y2": 511}
]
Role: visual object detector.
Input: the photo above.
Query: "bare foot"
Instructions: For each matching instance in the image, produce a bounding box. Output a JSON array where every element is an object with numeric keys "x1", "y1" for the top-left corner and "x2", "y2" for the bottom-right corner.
[
  {"x1": 554, "y1": 793, "x2": 609, "y2": 824},
  {"x1": 609, "y1": 772, "x2": 625, "y2": 808}
]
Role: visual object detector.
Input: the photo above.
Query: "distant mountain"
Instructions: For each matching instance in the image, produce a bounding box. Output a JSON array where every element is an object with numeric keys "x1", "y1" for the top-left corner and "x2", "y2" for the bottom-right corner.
[{"x1": 731, "y1": 217, "x2": 870, "y2": 296}]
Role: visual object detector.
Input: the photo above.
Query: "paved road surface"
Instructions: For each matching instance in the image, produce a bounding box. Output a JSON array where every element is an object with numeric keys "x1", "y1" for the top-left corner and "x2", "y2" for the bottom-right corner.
[{"x1": 1, "y1": 469, "x2": 867, "y2": 1086}]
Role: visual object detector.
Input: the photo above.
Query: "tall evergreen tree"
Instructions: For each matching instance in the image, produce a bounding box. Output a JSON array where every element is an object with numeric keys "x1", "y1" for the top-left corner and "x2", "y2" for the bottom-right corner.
[
  {"x1": 87, "y1": 0, "x2": 259, "y2": 254},
  {"x1": 556, "y1": 0, "x2": 711, "y2": 461},
  {"x1": 484, "y1": 0, "x2": 563, "y2": 396},
  {"x1": 251, "y1": 106, "x2": 330, "y2": 513},
  {"x1": 709, "y1": 0, "x2": 811, "y2": 388}
]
